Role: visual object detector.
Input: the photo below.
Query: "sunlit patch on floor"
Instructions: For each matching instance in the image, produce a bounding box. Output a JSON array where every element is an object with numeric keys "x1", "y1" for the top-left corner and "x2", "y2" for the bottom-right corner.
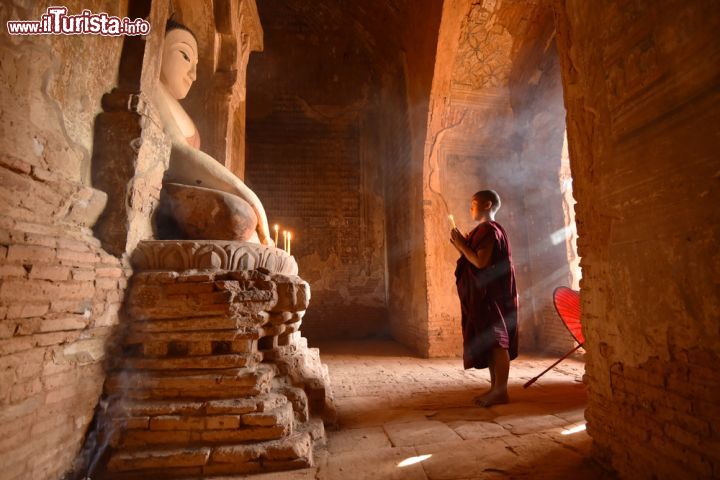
[
  {"x1": 561, "y1": 423, "x2": 587, "y2": 435},
  {"x1": 398, "y1": 454, "x2": 432, "y2": 467}
]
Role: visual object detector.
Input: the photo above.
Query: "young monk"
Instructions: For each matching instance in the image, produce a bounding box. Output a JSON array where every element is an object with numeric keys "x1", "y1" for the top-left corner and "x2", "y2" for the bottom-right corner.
[{"x1": 450, "y1": 190, "x2": 519, "y2": 407}]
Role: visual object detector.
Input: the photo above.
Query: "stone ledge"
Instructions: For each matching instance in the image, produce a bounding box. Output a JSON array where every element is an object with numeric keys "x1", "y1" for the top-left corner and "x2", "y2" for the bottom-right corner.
[{"x1": 131, "y1": 240, "x2": 298, "y2": 275}]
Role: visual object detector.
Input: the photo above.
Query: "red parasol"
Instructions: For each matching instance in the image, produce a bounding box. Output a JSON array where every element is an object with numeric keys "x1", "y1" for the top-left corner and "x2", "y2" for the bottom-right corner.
[
  {"x1": 553, "y1": 286, "x2": 583, "y2": 344},
  {"x1": 524, "y1": 286, "x2": 584, "y2": 388}
]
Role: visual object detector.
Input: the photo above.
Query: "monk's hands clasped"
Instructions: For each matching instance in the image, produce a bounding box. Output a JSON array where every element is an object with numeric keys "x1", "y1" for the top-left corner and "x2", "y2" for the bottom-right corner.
[{"x1": 450, "y1": 228, "x2": 467, "y2": 248}]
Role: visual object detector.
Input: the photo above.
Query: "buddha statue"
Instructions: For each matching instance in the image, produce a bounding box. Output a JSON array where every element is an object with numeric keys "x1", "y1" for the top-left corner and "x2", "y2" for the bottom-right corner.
[{"x1": 152, "y1": 19, "x2": 273, "y2": 246}]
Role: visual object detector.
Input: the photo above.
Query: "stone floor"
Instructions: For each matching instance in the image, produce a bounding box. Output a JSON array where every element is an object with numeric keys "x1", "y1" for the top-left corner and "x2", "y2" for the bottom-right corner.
[{"x1": 221, "y1": 340, "x2": 617, "y2": 480}]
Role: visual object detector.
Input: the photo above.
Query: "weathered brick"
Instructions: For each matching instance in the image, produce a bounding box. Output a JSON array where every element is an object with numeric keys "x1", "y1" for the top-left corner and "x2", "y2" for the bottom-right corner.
[
  {"x1": 107, "y1": 447, "x2": 211, "y2": 472},
  {"x1": 198, "y1": 425, "x2": 287, "y2": 443},
  {"x1": 122, "y1": 416, "x2": 150, "y2": 430},
  {"x1": 12, "y1": 317, "x2": 41, "y2": 336},
  {"x1": 71, "y1": 268, "x2": 95, "y2": 281},
  {"x1": 0, "y1": 264, "x2": 27, "y2": 278},
  {"x1": 0, "y1": 156, "x2": 32, "y2": 175},
  {"x1": 0, "y1": 369, "x2": 15, "y2": 399},
  {"x1": 242, "y1": 403, "x2": 293, "y2": 427},
  {"x1": 205, "y1": 415, "x2": 241, "y2": 430},
  {"x1": 263, "y1": 432, "x2": 312, "y2": 461},
  {"x1": 39, "y1": 315, "x2": 88, "y2": 332},
  {"x1": 6, "y1": 302, "x2": 49, "y2": 319},
  {"x1": 0, "y1": 413, "x2": 32, "y2": 453},
  {"x1": 0, "y1": 336, "x2": 35, "y2": 355},
  {"x1": 211, "y1": 444, "x2": 263, "y2": 463},
  {"x1": 22, "y1": 233, "x2": 57, "y2": 249},
  {"x1": 0, "y1": 394, "x2": 43, "y2": 424},
  {"x1": 6, "y1": 348, "x2": 45, "y2": 379},
  {"x1": 95, "y1": 266, "x2": 124, "y2": 278},
  {"x1": 149, "y1": 415, "x2": 205, "y2": 431},
  {"x1": 43, "y1": 369, "x2": 78, "y2": 391},
  {"x1": 55, "y1": 248, "x2": 97, "y2": 265},
  {"x1": 41, "y1": 355, "x2": 75, "y2": 376},
  {"x1": 0, "y1": 279, "x2": 46, "y2": 302},
  {"x1": 43, "y1": 383, "x2": 82, "y2": 405},
  {"x1": 120, "y1": 429, "x2": 192, "y2": 448},
  {"x1": 55, "y1": 237, "x2": 90, "y2": 253},
  {"x1": 6, "y1": 245, "x2": 55, "y2": 263},
  {"x1": 10, "y1": 378, "x2": 43, "y2": 403},
  {"x1": 47, "y1": 281, "x2": 95, "y2": 300},
  {"x1": 205, "y1": 398, "x2": 259, "y2": 415},
  {"x1": 164, "y1": 282, "x2": 216, "y2": 295},
  {"x1": 29, "y1": 413, "x2": 70, "y2": 438},
  {"x1": 49, "y1": 299, "x2": 91, "y2": 314},
  {"x1": 34, "y1": 331, "x2": 80, "y2": 347},
  {"x1": 95, "y1": 277, "x2": 117, "y2": 290},
  {"x1": 27, "y1": 265, "x2": 70, "y2": 281}
]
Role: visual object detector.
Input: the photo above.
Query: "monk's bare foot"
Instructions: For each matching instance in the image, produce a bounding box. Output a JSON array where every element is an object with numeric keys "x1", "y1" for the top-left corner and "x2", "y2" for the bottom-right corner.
[
  {"x1": 474, "y1": 390, "x2": 509, "y2": 408},
  {"x1": 473, "y1": 389, "x2": 492, "y2": 404}
]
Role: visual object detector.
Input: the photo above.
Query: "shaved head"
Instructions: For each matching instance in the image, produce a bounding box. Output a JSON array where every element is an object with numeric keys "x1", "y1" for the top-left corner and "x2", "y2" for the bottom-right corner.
[{"x1": 472, "y1": 190, "x2": 501, "y2": 215}]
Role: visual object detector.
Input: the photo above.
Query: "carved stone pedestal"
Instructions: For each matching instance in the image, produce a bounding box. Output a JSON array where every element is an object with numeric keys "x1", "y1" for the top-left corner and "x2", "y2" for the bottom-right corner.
[{"x1": 97, "y1": 241, "x2": 335, "y2": 479}]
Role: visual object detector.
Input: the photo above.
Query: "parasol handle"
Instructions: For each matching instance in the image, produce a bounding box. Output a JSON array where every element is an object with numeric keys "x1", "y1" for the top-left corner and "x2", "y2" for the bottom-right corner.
[{"x1": 523, "y1": 343, "x2": 584, "y2": 388}]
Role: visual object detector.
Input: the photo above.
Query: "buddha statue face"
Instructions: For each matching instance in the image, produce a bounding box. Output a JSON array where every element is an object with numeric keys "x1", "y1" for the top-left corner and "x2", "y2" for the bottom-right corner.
[{"x1": 160, "y1": 28, "x2": 198, "y2": 100}]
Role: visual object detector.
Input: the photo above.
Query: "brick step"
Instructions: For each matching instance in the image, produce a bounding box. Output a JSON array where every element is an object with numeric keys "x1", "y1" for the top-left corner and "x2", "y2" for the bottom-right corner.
[
  {"x1": 104, "y1": 370, "x2": 275, "y2": 400},
  {"x1": 105, "y1": 420, "x2": 324, "y2": 478},
  {"x1": 112, "y1": 407, "x2": 293, "y2": 450},
  {"x1": 128, "y1": 314, "x2": 269, "y2": 332},
  {"x1": 124, "y1": 339, "x2": 257, "y2": 358},
  {"x1": 123, "y1": 353, "x2": 261, "y2": 370},
  {"x1": 111, "y1": 402, "x2": 295, "y2": 449},
  {"x1": 110, "y1": 393, "x2": 289, "y2": 418},
  {"x1": 124, "y1": 330, "x2": 259, "y2": 344}
]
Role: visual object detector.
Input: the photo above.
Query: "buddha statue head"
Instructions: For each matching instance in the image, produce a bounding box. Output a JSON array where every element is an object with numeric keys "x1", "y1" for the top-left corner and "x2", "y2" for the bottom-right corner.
[{"x1": 160, "y1": 19, "x2": 198, "y2": 100}]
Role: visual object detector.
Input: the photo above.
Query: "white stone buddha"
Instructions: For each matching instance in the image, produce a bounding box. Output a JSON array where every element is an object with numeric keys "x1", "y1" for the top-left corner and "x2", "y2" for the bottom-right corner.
[{"x1": 152, "y1": 20, "x2": 273, "y2": 246}]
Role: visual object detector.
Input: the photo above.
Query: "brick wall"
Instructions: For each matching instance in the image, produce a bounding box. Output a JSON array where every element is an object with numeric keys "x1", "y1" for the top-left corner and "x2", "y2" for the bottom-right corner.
[
  {"x1": 0, "y1": 171, "x2": 129, "y2": 478},
  {"x1": 246, "y1": 1, "x2": 443, "y2": 348},
  {"x1": 554, "y1": 0, "x2": 720, "y2": 477},
  {"x1": 383, "y1": 1, "x2": 442, "y2": 356},
  {"x1": 0, "y1": 2, "x2": 128, "y2": 478},
  {"x1": 246, "y1": 2, "x2": 388, "y2": 340}
]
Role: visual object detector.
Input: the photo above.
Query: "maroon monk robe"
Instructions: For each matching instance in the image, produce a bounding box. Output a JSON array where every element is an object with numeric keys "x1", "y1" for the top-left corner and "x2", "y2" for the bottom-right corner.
[{"x1": 455, "y1": 221, "x2": 519, "y2": 369}]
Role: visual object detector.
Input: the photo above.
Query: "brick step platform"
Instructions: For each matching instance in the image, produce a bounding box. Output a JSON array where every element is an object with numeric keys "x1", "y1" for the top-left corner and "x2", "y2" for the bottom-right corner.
[
  {"x1": 92, "y1": 242, "x2": 336, "y2": 479},
  {"x1": 104, "y1": 419, "x2": 325, "y2": 479}
]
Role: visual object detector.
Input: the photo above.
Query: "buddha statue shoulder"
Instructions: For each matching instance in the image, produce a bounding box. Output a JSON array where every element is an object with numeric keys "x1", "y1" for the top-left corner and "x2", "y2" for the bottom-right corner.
[{"x1": 151, "y1": 20, "x2": 273, "y2": 246}]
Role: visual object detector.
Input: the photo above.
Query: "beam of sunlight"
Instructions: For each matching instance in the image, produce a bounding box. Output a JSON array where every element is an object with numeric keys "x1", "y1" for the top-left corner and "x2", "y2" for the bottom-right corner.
[
  {"x1": 550, "y1": 225, "x2": 576, "y2": 246},
  {"x1": 561, "y1": 423, "x2": 587, "y2": 435},
  {"x1": 398, "y1": 454, "x2": 432, "y2": 467}
]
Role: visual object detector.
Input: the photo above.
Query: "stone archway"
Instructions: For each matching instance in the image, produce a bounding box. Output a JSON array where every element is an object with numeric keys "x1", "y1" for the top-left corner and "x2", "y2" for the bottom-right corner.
[{"x1": 421, "y1": 0, "x2": 572, "y2": 358}]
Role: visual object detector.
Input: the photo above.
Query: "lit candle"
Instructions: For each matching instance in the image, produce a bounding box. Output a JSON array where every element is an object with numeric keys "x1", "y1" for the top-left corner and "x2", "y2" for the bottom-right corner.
[
  {"x1": 448, "y1": 214, "x2": 457, "y2": 230},
  {"x1": 288, "y1": 232, "x2": 292, "y2": 256},
  {"x1": 274, "y1": 224, "x2": 279, "y2": 246},
  {"x1": 283, "y1": 230, "x2": 288, "y2": 252}
]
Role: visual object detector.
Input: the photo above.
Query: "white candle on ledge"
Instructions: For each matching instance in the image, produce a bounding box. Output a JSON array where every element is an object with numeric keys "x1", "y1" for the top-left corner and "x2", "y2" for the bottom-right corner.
[
  {"x1": 288, "y1": 232, "x2": 292, "y2": 256},
  {"x1": 274, "y1": 224, "x2": 279, "y2": 246}
]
